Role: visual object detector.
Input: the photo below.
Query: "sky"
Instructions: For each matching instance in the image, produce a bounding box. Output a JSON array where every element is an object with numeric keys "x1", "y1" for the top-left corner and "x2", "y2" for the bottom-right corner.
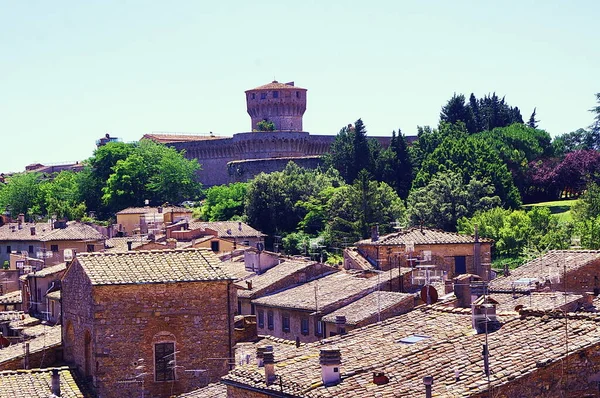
[{"x1": 2, "y1": 0, "x2": 599, "y2": 173}]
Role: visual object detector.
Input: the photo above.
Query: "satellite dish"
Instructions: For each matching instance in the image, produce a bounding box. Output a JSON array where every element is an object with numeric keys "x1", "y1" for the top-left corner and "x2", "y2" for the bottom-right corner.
[{"x1": 420, "y1": 285, "x2": 438, "y2": 304}]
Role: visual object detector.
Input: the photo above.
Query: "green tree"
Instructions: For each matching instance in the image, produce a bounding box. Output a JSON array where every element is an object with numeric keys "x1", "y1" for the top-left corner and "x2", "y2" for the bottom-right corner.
[
  {"x1": 0, "y1": 172, "x2": 43, "y2": 219},
  {"x1": 414, "y1": 134, "x2": 521, "y2": 208},
  {"x1": 375, "y1": 130, "x2": 413, "y2": 199},
  {"x1": 101, "y1": 140, "x2": 201, "y2": 212},
  {"x1": 326, "y1": 170, "x2": 405, "y2": 240},
  {"x1": 245, "y1": 163, "x2": 343, "y2": 235},
  {"x1": 407, "y1": 171, "x2": 500, "y2": 231},
  {"x1": 527, "y1": 108, "x2": 539, "y2": 128},
  {"x1": 572, "y1": 182, "x2": 600, "y2": 222},
  {"x1": 39, "y1": 171, "x2": 87, "y2": 220},
  {"x1": 200, "y1": 183, "x2": 248, "y2": 221},
  {"x1": 256, "y1": 119, "x2": 276, "y2": 131}
]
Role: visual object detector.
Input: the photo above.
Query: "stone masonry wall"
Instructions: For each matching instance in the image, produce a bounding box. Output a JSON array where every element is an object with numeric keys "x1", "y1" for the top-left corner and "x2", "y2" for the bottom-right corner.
[{"x1": 89, "y1": 281, "x2": 235, "y2": 398}]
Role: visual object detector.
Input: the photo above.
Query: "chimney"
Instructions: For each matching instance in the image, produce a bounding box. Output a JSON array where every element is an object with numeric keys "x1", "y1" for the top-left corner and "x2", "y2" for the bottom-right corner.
[
  {"x1": 51, "y1": 368, "x2": 61, "y2": 396},
  {"x1": 126, "y1": 241, "x2": 133, "y2": 251},
  {"x1": 158, "y1": 206, "x2": 163, "y2": 214},
  {"x1": 423, "y1": 375, "x2": 433, "y2": 398},
  {"x1": 263, "y1": 350, "x2": 276, "y2": 385},
  {"x1": 453, "y1": 274, "x2": 482, "y2": 308},
  {"x1": 238, "y1": 221, "x2": 242, "y2": 231},
  {"x1": 371, "y1": 225, "x2": 379, "y2": 242},
  {"x1": 335, "y1": 315, "x2": 346, "y2": 336},
  {"x1": 319, "y1": 348, "x2": 341, "y2": 386},
  {"x1": 18, "y1": 213, "x2": 24, "y2": 226},
  {"x1": 373, "y1": 371, "x2": 389, "y2": 385},
  {"x1": 30, "y1": 227, "x2": 36, "y2": 236},
  {"x1": 166, "y1": 238, "x2": 177, "y2": 249},
  {"x1": 246, "y1": 280, "x2": 253, "y2": 290},
  {"x1": 472, "y1": 302, "x2": 498, "y2": 334},
  {"x1": 256, "y1": 345, "x2": 271, "y2": 367}
]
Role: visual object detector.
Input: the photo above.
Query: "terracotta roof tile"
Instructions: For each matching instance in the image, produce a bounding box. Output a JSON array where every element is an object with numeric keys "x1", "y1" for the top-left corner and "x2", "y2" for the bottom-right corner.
[
  {"x1": 175, "y1": 382, "x2": 227, "y2": 397},
  {"x1": 142, "y1": 133, "x2": 229, "y2": 144},
  {"x1": 188, "y1": 221, "x2": 266, "y2": 239},
  {"x1": 75, "y1": 248, "x2": 232, "y2": 286},
  {"x1": 355, "y1": 227, "x2": 492, "y2": 246},
  {"x1": 116, "y1": 206, "x2": 192, "y2": 215},
  {"x1": 0, "y1": 223, "x2": 52, "y2": 241},
  {"x1": 489, "y1": 250, "x2": 600, "y2": 292},
  {"x1": 321, "y1": 291, "x2": 414, "y2": 325},
  {"x1": 223, "y1": 307, "x2": 600, "y2": 397},
  {"x1": 0, "y1": 366, "x2": 86, "y2": 398},
  {"x1": 23, "y1": 262, "x2": 66, "y2": 278},
  {"x1": 0, "y1": 290, "x2": 21, "y2": 305},
  {"x1": 252, "y1": 269, "x2": 411, "y2": 312},
  {"x1": 238, "y1": 260, "x2": 335, "y2": 299},
  {"x1": 0, "y1": 326, "x2": 61, "y2": 365}
]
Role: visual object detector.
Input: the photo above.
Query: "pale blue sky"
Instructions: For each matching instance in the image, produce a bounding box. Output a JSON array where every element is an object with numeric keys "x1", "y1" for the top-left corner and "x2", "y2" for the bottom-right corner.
[{"x1": 2, "y1": 0, "x2": 598, "y2": 173}]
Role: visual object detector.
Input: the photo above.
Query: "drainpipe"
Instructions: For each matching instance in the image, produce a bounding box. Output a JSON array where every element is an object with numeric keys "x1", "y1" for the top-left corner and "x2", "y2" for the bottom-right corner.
[{"x1": 227, "y1": 281, "x2": 233, "y2": 370}]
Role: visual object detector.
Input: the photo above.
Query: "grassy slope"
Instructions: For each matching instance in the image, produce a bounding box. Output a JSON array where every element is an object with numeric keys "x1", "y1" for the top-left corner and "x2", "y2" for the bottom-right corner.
[{"x1": 522, "y1": 199, "x2": 579, "y2": 222}]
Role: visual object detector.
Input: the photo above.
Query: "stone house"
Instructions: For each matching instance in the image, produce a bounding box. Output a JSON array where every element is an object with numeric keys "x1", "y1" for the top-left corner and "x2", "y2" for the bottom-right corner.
[
  {"x1": 0, "y1": 218, "x2": 106, "y2": 267},
  {"x1": 20, "y1": 262, "x2": 66, "y2": 321},
  {"x1": 352, "y1": 227, "x2": 492, "y2": 280},
  {"x1": 115, "y1": 206, "x2": 193, "y2": 236},
  {"x1": 489, "y1": 250, "x2": 600, "y2": 294},
  {"x1": 168, "y1": 221, "x2": 266, "y2": 252},
  {"x1": 251, "y1": 269, "x2": 410, "y2": 343},
  {"x1": 236, "y1": 258, "x2": 337, "y2": 316},
  {"x1": 321, "y1": 291, "x2": 414, "y2": 336},
  {"x1": 222, "y1": 304, "x2": 600, "y2": 397},
  {"x1": 61, "y1": 248, "x2": 235, "y2": 398}
]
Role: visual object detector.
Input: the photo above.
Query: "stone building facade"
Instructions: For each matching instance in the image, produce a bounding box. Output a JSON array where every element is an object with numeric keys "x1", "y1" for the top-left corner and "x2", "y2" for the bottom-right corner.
[
  {"x1": 61, "y1": 248, "x2": 235, "y2": 398},
  {"x1": 143, "y1": 81, "x2": 406, "y2": 186}
]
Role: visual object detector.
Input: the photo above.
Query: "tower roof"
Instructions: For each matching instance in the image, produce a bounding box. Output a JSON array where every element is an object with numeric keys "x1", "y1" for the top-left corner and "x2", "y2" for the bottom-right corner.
[{"x1": 246, "y1": 80, "x2": 307, "y2": 92}]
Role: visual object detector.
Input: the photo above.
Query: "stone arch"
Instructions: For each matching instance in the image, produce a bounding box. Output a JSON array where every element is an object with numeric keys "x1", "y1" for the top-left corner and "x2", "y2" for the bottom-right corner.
[{"x1": 64, "y1": 320, "x2": 75, "y2": 360}]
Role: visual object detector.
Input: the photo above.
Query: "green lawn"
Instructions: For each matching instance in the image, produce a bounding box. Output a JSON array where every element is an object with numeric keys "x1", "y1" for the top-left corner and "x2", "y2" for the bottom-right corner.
[{"x1": 522, "y1": 199, "x2": 579, "y2": 222}]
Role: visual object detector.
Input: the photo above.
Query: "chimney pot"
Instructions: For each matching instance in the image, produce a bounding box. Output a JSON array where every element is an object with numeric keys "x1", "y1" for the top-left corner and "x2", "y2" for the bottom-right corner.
[
  {"x1": 126, "y1": 241, "x2": 133, "y2": 251},
  {"x1": 319, "y1": 348, "x2": 341, "y2": 386},
  {"x1": 30, "y1": 227, "x2": 36, "y2": 236},
  {"x1": 51, "y1": 368, "x2": 61, "y2": 396},
  {"x1": 18, "y1": 214, "x2": 24, "y2": 225},
  {"x1": 238, "y1": 221, "x2": 242, "y2": 231},
  {"x1": 373, "y1": 371, "x2": 389, "y2": 385},
  {"x1": 246, "y1": 280, "x2": 253, "y2": 290},
  {"x1": 263, "y1": 351, "x2": 276, "y2": 385}
]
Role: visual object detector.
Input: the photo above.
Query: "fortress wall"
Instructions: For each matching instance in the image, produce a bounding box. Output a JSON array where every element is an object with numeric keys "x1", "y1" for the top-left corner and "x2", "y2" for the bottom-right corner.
[{"x1": 227, "y1": 157, "x2": 323, "y2": 183}]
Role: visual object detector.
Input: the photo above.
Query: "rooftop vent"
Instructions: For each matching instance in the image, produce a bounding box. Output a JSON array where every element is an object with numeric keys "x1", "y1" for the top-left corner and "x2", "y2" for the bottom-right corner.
[{"x1": 373, "y1": 371, "x2": 389, "y2": 385}]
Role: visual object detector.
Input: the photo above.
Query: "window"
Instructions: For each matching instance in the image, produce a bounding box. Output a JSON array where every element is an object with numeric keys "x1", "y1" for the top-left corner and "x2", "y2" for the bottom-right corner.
[
  {"x1": 273, "y1": 91, "x2": 279, "y2": 98},
  {"x1": 28, "y1": 245, "x2": 34, "y2": 254},
  {"x1": 51, "y1": 245, "x2": 59, "y2": 253},
  {"x1": 260, "y1": 92, "x2": 267, "y2": 100},
  {"x1": 251, "y1": 93, "x2": 256, "y2": 99},
  {"x1": 296, "y1": 91, "x2": 300, "y2": 98},
  {"x1": 282, "y1": 314, "x2": 290, "y2": 333},
  {"x1": 258, "y1": 310, "x2": 264, "y2": 328},
  {"x1": 301, "y1": 318, "x2": 309, "y2": 335},
  {"x1": 154, "y1": 342, "x2": 175, "y2": 381},
  {"x1": 5, "y1": 246, "x2": 10, "y2": 254},
  {"x1": 87, "y1": 244, "x2": 95, "y2": 252},
  {"x1": 211, "y1": 241, "x2": 220, "y2": 252},
  {"x1": 267, "y1": 311, "x2": 274, "y2": 330},
  {"x1": 315, "y1": 320, "x2": 324, "y2": 337}
]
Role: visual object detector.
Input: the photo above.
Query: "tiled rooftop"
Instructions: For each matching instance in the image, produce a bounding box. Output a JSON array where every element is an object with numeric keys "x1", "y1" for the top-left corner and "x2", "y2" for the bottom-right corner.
[
  {"x1": 188, "y1": 221, "x2": 266, "y2": 238},
  {"x1": 489, "y1": 250, "x2": 600, "y2": 292},
  {"x1": 252, "y1": 269, "x2": 411, "y2": 312},
  {"x1": 0, "y1": 326, "x2": 61, "y2": 366},
  {"x1": 355, "y1": 227, "x2": 492, "y2": 246},
  {"x1": 104, "y1": 237, "x2": 150, "y2": 252},
  {"x1": 247, "y1": 80, "x2": 306, "y2": 91},
  {"x1": 0, "y1": 223, "x2": 54, "y2": 241},
  {"x1": 321, "y1": 291, "x2": 414, "y2": 325},
  {"x1": 175, "y1": 382, "x2": 227, "y2": 397},
  {"x1": 489, "y1": 292, "x2": 585, "y2": 313},
  {"x1": 238, "y1": 259, "x2": 335, "y2": 299},
  {"x1": 24, "y1": 262, "x2": 66, "y2": 278},
  {"x1": 75, "y1": 248, "x2": 232, "y2": 286},
  {"x1": 0, "y1": 366, "x2": 86, "y2": 398},
  {"x1": 39, "y1": 222, "x2": 105, "y2": 242},
  {"x1": 116, "y1": 205, "x2": 192, "y2": 215},
  {"x1": 219, "y1": 256, "x2": 254, "y2": 282},
  {"x1": 0, "y1": 291, "x2": 21, "y2": 305},
  {"x1": 223, "y1": 307, "x2": 600, "y2": 397}
]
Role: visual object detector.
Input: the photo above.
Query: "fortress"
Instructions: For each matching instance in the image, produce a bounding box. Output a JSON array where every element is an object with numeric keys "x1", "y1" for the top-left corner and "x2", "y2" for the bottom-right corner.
[{"x1": 144, "y1": 81, "x2": 394, "y2": 186}]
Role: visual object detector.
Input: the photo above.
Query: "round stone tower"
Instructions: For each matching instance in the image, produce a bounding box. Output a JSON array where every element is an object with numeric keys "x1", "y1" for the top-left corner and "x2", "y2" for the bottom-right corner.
[{"x1": 245, "y1": 81, "x2": 307, "y2": 131}]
